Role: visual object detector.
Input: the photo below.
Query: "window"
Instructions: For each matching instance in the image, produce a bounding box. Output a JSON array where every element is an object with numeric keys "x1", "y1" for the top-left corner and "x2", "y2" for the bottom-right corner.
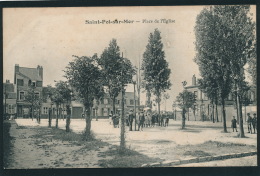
[
  {"x1": 17, "y1": 79, "x2": 24, "y2": 86},
  {"x1": 43, "y1": 107, "x2": 48, "y2": 114},
  {"x1": 32, "y1": 81, "x2": 36, "y2": 87},
  {"x1": 36, "y1": 81, "x2": 42, "y2": 87},
  {"x1": 250, "y1": 91, "x2": 255, "y2": 101},
  {"x1": 228, "y1": 93, "x2": 233, "y2": 100},
  {"x1": 35, "y1": 92, "x2": 40, "y2": 99},
  {"x1": 8, "y1": 104, "x2": 14, "y2": 114},
  {"x1": 101, "y1": 99, "x2": 104, "y2": 104},
  {"x1": 104, "y1": 98, "x2": 108, "y2": 105},
  {"x1": 130, "y1": 99, "x2": 134, "y2": 105},
  {"x1": 19, "y1": 92, "x2": 25, "y2": 100},
  {"x1": 117, "y1": 100, "x2": 120, "y2": 104}
]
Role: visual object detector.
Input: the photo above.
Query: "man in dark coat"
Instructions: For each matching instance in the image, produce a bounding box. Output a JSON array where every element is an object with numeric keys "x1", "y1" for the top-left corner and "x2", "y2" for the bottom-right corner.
[
  {"x1": 128, "y1": 109, "x2": 134, "y2": 131},
  {"x1": 138, "y1": 110, "x2": 145, "y2": 131},
  {"x1": 252, "y1": 113, "x2": 257, "y2": 133},
  {"x1": 231, "y1": 116, "x2": 238, "y2": 132}
]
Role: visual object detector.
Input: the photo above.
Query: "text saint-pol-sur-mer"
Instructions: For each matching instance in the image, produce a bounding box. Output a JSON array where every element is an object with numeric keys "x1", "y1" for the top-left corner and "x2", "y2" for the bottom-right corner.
[{"x1": 85, "y1": 19, "x2": 175, "y2": 24}]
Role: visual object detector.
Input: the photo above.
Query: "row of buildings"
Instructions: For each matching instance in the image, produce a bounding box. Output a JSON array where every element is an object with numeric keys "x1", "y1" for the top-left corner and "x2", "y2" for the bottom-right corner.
[
  {"x1": 3, "y1": 64, "x2": 138, "y2": 119},
  {"x1": 182, "y1": 75, "x2": 257, "y2": 121},
  {"x1": 3, "y1": 65, "x2": 257, "y2": 121}
]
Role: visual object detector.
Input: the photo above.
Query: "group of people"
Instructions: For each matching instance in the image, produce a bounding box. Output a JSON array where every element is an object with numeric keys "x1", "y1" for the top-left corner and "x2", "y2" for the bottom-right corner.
[
  {"x1": 231, "y1": 113, "x2": 257, "y2": 134},
  {"x1": 108, "y1": 109, "x2": 170, "y2": 131}
]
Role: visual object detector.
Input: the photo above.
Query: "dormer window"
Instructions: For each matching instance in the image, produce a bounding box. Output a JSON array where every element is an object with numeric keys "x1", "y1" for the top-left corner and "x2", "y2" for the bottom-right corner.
[{"x1": 32, "y1": 81, "x2": 36, "y2": 87}]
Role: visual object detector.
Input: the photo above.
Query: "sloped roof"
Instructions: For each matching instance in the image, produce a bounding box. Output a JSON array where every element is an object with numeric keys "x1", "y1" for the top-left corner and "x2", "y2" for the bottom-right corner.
[
  {"x1": 3, "y1": 83, "x2": 15, "y2": 92},
  {"x1": 19, "y1": 67, "x2": 42, "y2": 81}
]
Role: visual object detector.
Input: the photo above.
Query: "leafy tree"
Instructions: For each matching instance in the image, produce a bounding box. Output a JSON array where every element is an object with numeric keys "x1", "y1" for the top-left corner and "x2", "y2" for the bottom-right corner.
[
  {"x1": 64, "y1": 55, "x2": 104, "y2": 139},
  {"x1": 194, "y1": 5, "x2": 255, "y2": 133},
  {"x1": 52, "y1": 82, "x2": 64, "y2": 128},
  {"x1": 24, "y1": 85, "x2": 42, "y2": 123},
  {"x1": 142, "y1": 28, "x2": 171, "y2": 114},
  {"x1": 98, "y1": 39, "x2": 122, "y2": 114},
  {"x1": 42, "y1": 85, "x2": 55, "y2": 127},
  {"x1": 55, "y1": 81, "x2": 72, "y2": 132},
  {"x1": 247, "y1": 43, "x2": 256, "y2": 86},
  {"x1": 176, "y1": 89, "x2": 196, "y2": 129},
  {"x1": 117, "y1": 57, "x2": 136, "y2": 153}
]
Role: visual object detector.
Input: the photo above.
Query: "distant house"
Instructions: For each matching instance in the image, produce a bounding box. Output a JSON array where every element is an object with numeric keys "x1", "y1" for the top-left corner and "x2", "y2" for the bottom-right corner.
[
  {"x1": 184, "y1": 75, "x2": 257, "y2": 121},
  {"x1": 3, "y1": 80, "x2": 17, "y2": 119},
  {"x1": 14, "y1": 64, "x2": 43, "y2": 118}
]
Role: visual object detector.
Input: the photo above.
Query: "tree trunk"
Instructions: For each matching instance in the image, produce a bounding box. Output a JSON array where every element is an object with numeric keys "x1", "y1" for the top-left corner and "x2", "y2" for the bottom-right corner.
[
  {"x1": 215, "y1": 102, "x2": 219, "y2": 122},
  {"x1": 244, "y1": 105, "x2": 247, "y2": 122},
  {"x1": 85, "y1": 106, "x2": 92, "y2": 139},
  {"x1": 120, "y1": 88, "x2": 126, "y2": 153},
  {"x1": 146, "y1": 90, "x2": 152, "y2": 108},
  {"x1": 221, "y1": 98, "x2": 227, "y2": 133},
  {"x1": 235, "y1": 98, "x2": 239, "y2": 125},
  {"x1": 212, "y1": 103, "x2": 215, "y2": 123},
  {"x1": 182, "y1": 108, "x2": 186, "y2": 129},
  {"x1": 66, "y1": 105, "x2": 71, "y2": 132},
  {"x1": 55, "y1": 104, "x2": 59, "y2": 128},
  {"x1": 236, "y1": 89, "x2": 245, "y2": 138},
  {"x1": 63, "y1": 103, "x2": 65, "y2": 121},
  {"x1": 112, "y1": 97, "x2": 116, "y2": 114},
  {"x1": 48, "y1": 108, "x2": 52, "y2": 127},
  {"x1": 187, "y1": 108, "x2": 189, "y2": 121}
]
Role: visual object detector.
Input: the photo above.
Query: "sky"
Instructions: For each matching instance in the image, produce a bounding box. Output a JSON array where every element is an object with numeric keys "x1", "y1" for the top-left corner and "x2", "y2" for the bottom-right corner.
[{"x1": 3, "y1": 6, "x2": 256, "y2": 111}]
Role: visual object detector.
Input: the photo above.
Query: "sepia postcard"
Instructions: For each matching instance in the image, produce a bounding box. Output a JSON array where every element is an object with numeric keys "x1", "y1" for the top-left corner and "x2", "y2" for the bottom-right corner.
[{"x1": 2, "y1": 4, "x2": 257, "y2": 172}]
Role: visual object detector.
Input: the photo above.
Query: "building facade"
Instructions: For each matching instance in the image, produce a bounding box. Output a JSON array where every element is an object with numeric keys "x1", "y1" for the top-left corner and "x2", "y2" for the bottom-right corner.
[
  {"x1": 3, "y1": 80, "x2": 17, "y2": 119},
  {"x1": 14, "y1": 64, "x2": 43, "y2": 118},
  {"x1": 184, "y1": 75, "x2": 257, "y2": 122}
]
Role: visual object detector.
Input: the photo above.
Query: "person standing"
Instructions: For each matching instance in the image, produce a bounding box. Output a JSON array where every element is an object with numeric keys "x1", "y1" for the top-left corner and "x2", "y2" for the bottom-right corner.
[
  {"x1": 252, "y1": 113, "x2": 257, "y2": 134},
  {"x1": 138, "y1": 110, "x2": 145, "y2": 131},
  {"x1": 128, "y1": 109, "x2": 134, "y2": 131},
  {"x1": 231, "y1": 116, "x2": 238, "y2": 132},
  {"x1": 247, "y1": 113, "x2": 252, "y2": 134},
  {"x1": 109, "y1": 111, "x2": 113, "y2": 125}
]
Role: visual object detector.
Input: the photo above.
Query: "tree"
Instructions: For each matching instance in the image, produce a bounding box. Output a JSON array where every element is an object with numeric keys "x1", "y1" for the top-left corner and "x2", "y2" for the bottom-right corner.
[
  {"x1": 42, "y1": 85, "x2": 55, "y2": 127},
  {"x1": 142, "y1": 28, "x2": 171, "y2": 114},
  {"x1": 247, "y1": 43, "x2": 256, "y2": 86},
  {"x1": 117, "y1": 57, "x2": 136, "y2": 153},
  {"x1": 194, "y1": 6, "x2": 241, "y2": 132},
  {"x1": 55, "y1": 81, "x2": 72, "y2": 132},
  {"x1": 53, "y1": 83, "x2": 64, "y2": 128},
  {"x1": 176, "y1": 89, "x2": 196, "y2": 129},
  {"x1": 24, "y1": 85, "x2": 42, "y2": 123},
  {"x1": 64, "y1": 55, "x2": 104, "y2": 139},
  {"x1": 98, "y1": 39, "x2": 122, "y2": 114}
]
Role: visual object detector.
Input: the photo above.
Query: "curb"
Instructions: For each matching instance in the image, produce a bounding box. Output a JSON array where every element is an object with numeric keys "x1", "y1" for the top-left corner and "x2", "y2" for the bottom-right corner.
[{"x1": 141, "y1": 151, "x2": 257, "y2": 167}]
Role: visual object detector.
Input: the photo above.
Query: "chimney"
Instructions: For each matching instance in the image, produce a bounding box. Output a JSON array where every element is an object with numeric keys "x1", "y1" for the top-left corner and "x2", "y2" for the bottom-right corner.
[
  {"x1": 15, "y1": 64, "x2": 19, "y2": 73},
  {"x1": 37, "y1": 65, "x2": 43, "y2": 79},
  {"x1": 192, "y1": 75, "x2": 196, "y2": 86}
]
